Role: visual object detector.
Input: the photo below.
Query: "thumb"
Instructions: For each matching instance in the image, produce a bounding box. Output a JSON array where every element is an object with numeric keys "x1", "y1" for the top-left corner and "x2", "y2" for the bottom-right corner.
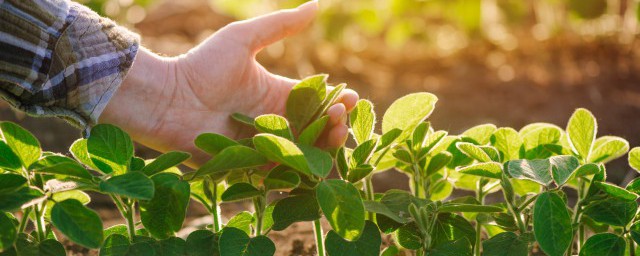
[{"x1": 232, "y1": 0, "x2": 318, "y2": 52}]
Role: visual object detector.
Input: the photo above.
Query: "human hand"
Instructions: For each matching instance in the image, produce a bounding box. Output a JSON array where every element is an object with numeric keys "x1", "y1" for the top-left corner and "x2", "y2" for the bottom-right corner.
[{"x1": 101, "y1": 0, "x2": 359, "y2": 167}]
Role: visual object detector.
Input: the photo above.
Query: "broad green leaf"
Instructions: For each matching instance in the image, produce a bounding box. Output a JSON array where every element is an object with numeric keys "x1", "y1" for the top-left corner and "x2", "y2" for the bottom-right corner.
[
  {"x1": 316, "y1": 180, "x2": 365, "y2": 241},
  {"x1": 631, "y1": 221, "x2": 640, "y2": 245},
  {"x1": 194, "y1": 133, "x2": 239, "y2": 156},
  {"x1": 69, "y1": 139, "x2": 99, "y2": 170},
  {"x1": 231, "y1": 113, "x2": 255, "y2": 127},
  {"x1": 185, "y1": 230, "x2": 219, "y2": 256},
  {"x1": 298, "y1": 144, "x2": 333, "y2": 178},
  {"x1": 158, "y1": 237, "x2": 186, "y2": 256},
  {"x1": 410, "y1": 122, "x2": 431, "y2": 151},
  {"x1": 260, "y1": 202, "x2": 275, "y2": 233},
  {"x1": 100, "y1": 234, "x2": 129, "y2": 256},
  {"x1": 363, "y1": 201, "x2": 409, "y2": 224},
  {"x1": 425, "y1": 151, "x2": 452, "y2": 177},
  {"x1": 458, "y1": 162, "x2": 502, "y2": 179},
  {"x1": 431, "y1": 213, "x2": 476, "y2": 250},
  {"x1": 579, "y1": 233, "x2": 625, "y2": 256},
  {"x1": 325, "y1": 221, "x2": 381, "y2": 256},
  {"x1": 490, "y1": 128, "x2": 523, "y2": 162},
  {"x1": 508, "y1": 159, "x2": 553, "y2": 186},
  {"x1": 573, "y1": 163, "x2": 600, "y2": 178},
  {"x1": 566, "y1": 108, "x2": 597, "y2": 160},
  {"x1": 0, "y1": 187, "x2": 44, "y2": 212},
  {"x1": 382, "y1": 92, "x2": 437, "y2": 141},
  {"x1": 272, "y1": 194, "x2": 321, "y2": 231},
  {"x1": 430, "y1": 238, "x2": 472, "y2": 256},
  {"x1": 30, "y1": 155, "x2": 93, "y2": 180},
  {"x1": 194, "y1": 145, "x2": 267, "y2": 178},
  {"x1": 51, "y1": 199, "x2": 103, "y2": 249},
  {"x1": 46, "y1": 190, "x2": 91, "y2": 220},
  {"x1": 588, "y1": 136, "x2": 629, "y2": 164},
  {"x1": 380, "y1": 245, "x2": 399, "y2": 256},
  {"x1": 549, "y1": 155, "x2": 579, "y2": 186},
  {"x1": 627, "y1": 177, "x2": 640, "y2": 194},
  {"x1": 264, "y1": 166, "x2": 300, "y2": 191},
  {"x1": 350, "y1": 139, "x2": 378, "y2": 167},
  {"x1": 130, "y1": 157, "x2": 145, "y2": 172},
  {"x1": 456, "y1": 142, "x2": 492, "y2": 162},
  {"x1": 286, "y1": 75, "x2": 327, "y2": 132},
  {"x1": 99, "y1": 172, "x2": 155, "y2": 200},
  {"x1": 103, "y1": 224, "x2": 128, "y2": 238},
  {"x1": 462, "y1": 124, "x2": 497, "y2": 145},
  {"x1": 38, "y1": 239, "x2": 66, "y2": 256},
  {"x1": 423, "y1": 130, "x2": 448, "y2": 154},
  {"x1": 583, "y1": 197, "x2": 637, "y2": 226},
  {"x1": 298, "y1": 116, "x2": 329, "y2": 145},
  {"x1": 315, "y1": 83, "x2": 346, "y2": 120},
  {"x1": 254, "y1": 114, "x2": 293, "y2": 141},
  {"x1": 87, "y1": 124, "x2": 134, "y2": 175},
  {"x1": 0, "y1": 122, "x2": 41, "y2": 168},
  {"x1": 430, "y1": 179, "x2": 453, "y2": 201},
  {"x1": 221, "y1": 183, "x2": 261, "y2": 202},
  {"x1": 336, "y1": 147, "x2": 349, "y2": 179},
  {"x1": 629, "y1": 147, "x2": 640, "y2": 173},
  {"x1": 218, "y1": 227, "x2": 275, "y2": 256},
  {"x1": 0, "y1": 174, "x2": 26, "y2": 194},
  {"x1": 594, "y1": 181, "x2": 638, "y2": 201},
  {"x1": 350, "y1": 99, "x2": 376, "y2": 145},
  {"x1": 0, "y1": 141, "x2": 20, "y2": 170},
  {"x1": 376, "y1": 129, "x2": 402, "y2": 151},
  {"x1": 347, "y1": 164, "x2": 374, "y2": 183},
  {"x1": 394, "y1": 223, "x2": 422, "y2": 250},
  {"x1": 253, "y1": 134, "x2": 310, "y2": 175},
  {"x1": 482, "y1": 231, "x2": 528, "y2": 256},
  {"x1": 533, "y1": 192, "x2": 572, "y2": 256},
  {"x1": 141, "y1": 151, "x2": 191, "y2": 176},
  {"x1": 520, "y1": 123, "x2": 562, "y2": 159},
  {"x1": 439, "y1": 204, "x2": 503, "y2": 213},
  {"x1": 140, "y1": 173, "x2": 190, "y2": 239},
  {"x1": 0, "y1": 211, "x2": 17, "y2": 252},
  {"x1": 226, "y1": 212, "x2": 254, "y2": 235}
]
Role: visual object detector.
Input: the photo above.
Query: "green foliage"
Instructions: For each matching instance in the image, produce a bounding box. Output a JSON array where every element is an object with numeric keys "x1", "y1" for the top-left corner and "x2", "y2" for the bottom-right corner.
[{"x1": 1, "y1": 74, "x2": 639, "y2": 256}]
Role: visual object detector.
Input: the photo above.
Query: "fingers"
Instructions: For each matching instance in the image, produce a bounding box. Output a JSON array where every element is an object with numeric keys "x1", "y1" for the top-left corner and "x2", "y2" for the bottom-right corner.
[
  {"x1": 230, "y1": 0, "x2": 319, "y2": 52},
  {"x1": 336, "y1": 89, "x2": 359, "y2": 112}
]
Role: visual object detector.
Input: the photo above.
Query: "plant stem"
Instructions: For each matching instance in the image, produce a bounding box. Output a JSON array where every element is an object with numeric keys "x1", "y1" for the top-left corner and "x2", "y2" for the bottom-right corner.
[
  {"x1": 253, "y1": 195, "x2": 265, "y2": 236},
  {"x1": 629, "y1": 233, "x2": 636, "y2": 256},
  {"x1": 313, "y1": 219, "x2": 325, "y2": 256},
  {"x1": 364, "y1": 176, "x2": 375, "y2": 220},
  {"x1": 411, "y1": 163, "x2": 425, "y2": 199},
  {"x1": 568, "y1": 179, "x2": 586, "y2": 256},
  {"x1": 33, "y1": 204, "x2": 46, "y2": 241},
  {"x1": 125, "y1": 201, "x2": 136, "y2": 241},
  {"x1": 18, "y1": 207, "x2": 32, "y2": 234},
  {"x1": 475, "y1": 179, "x2": 486, "y2": 256},
  {"x1": 210, "y1": 181, "x2": 221, "y2": 233}
]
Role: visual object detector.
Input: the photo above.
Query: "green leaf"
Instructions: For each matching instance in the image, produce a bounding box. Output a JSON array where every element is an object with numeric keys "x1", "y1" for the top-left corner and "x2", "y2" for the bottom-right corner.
[
  {"x1": 264, "y1": 166, "x2": 300, "y2": 191},
  {"x1": 336, "y1": 147, "x2": 349, "y2": 179},
  {"x1": 382, "y1": 92, "x2": 438, "y2": 141},
  {"x1": 347, "y1": 164, "x2": 374, "y2": 183},
  {"x1": 583, "y1": 197, "x2": 637, "y2": 226},
  {"x1": 0, "y1": 122, "x2": 41, "y2": 168},
  {"x1": 430, "y1": 238, "x2": 472, "y2": 256},
  {"x1": 431, "y1": 213, "x2": 476, "y2": 250},
  {"x1": 218, "y1": 227, "x2": 275, "y2": 256},
  {"x1": 140, "y1": 173, "x2": 190, "y2": 239},
  {"x1": 629, "y1": 147, "x2": 640, "y2": 173},
  {"x1": 0, "y1": 141, "x2": 20, "y2": 171},
  {"x1": 0, "y1": 174, "x2": 26, "y2": 194},
  {"x1": 394, "y1": 223, "x2": 422, "y2": 250},
  {"x1": 185, "y1": 230, "x2": 219, "y2": 256},
  {"x1": 566, "y1": 108, "x2": 597, "y2": 160},
  {"x1": 194, "y1": 145, "x2": 267, "y2": 178},
  {"x1": 376, "y1": 129, "x2": 402, "y2": 151},
  {"x1": 573, "y1": 163, "x2": 600, "y2": 178},
  {"x1": 0, "y1": 187, "x2": 44, "y2": 212},
  {"x1": 520, "y1": 123, "x2": 562, "y2": 159},
  {"x1": 315, "y1": 83, "x2": 346, "y2": 121},
  {"x1": 231, "y1": 113, "x2": 255, "y2": 127},
  {"x1": 549, "y1": 155, "x2": 580, "y2": 186},
  {"x1": 99, "y1": 172, "x2": 155, "y2": 200},
  {"x1": 100, "y1": 234, "x2": 129, "y2": 256},
  {"x1": 46, "y1": 190, "x2": 91, "y2": 220},
  {"x1": 286, "y1": 75, "x2": 327, "y2": 132},
  {"x1": 316, "y1": 180, "x2": 366, "y2": 241},
  {"x1": 350, "y1": 139, "x2": 378, "y2": 167},
  {"x1": 221, "y1": 183, "x2": 261, "y2": 202},
  {"x1": 226, "y1": 212, "x2": 254, "y2": 235},
  {"x1": 439, "y1": 204, "x2": 504, "y2": 213},
  {"x1": 594, "y1": 181, "x2": 638, "y2": 201},
  {"x1": 253, "y1": 134, "x2": 310, "y2": 175},
  {"x1": 363, "y1": 201, "x2": 408, "y2": 224},
  {"x1": 194, "y1": 133, "x2": 239, "y2": 156},
  {"x1": 630, "y1": 221, "x2": 640, "y2": 245},
  {"x1": 430, "y1": 179, "x2": 453, "y2": 201},
  {"x1": 325, "y1": 221, "x2": 381, "y2": 256},
  {"x1": 299, "y1": 144, "x2": 333, "y2": 178},
  {"x1": 30, "y1": 155, "x2": 93, "y2": 180},
  {"x1": 482, "y1": 231, "x2": 528, "y2": 256},
  {"x1": 588, "y1": 136, "x2": 629, "y2": 164},
  {"x1": 579, "y1": 233, "x2": 625, "y2": 256},
  {"x1": 51, "y1": 199, "x2": 103, "y2": 249},
  {"x1": 254, "y1": 114, "x2": 294, "y2": 141},
  {"x1": 462, "y1": 124, "x2": 497, "y2": 145},
  {"x1": 456, "y1": 142, "x2": 492, "y2": 162},
  {"x1": 458, "y1": 162, "x2": 502, "y2": 179},
  {"x1": 141, "y1": 151, "x2": 190, "y2": 177},
  {"x1": 87, "y1": 124, "x2": 134, "y2": 175},
  {"x1": 298, "y1": 116, "x2": 329, "y2": 145},
  {"x1": 507, "y1": 159, "x2": 552, "y2": 186},
  {"x1": 350, "y1": 100, "x2": 376, "y2": 145},
  {"x1": 627, "y1": 177, "x2": 640, "y2": 194},
  {"x1": 158, "y1": 237, "x2": 186, "y2": 256},
  {"x1": 69, "y1": 139, "x2": 99, "y2": 170},
  {"x1": 490, "y1": 128, "x2": 523, "y2": 162},
  {"x1": 380, "y1": 245, "x2": 399, "y2": 256},
  {"x1": 533, "y1": 191, "x2": 572, "y2": 256},
  {"x1": 0, "y1": 211, "x2": 17, "y2": 252},
  {"x1": 103, "y1": 224, "x2": 128, "y2": 238},
  {"x1": 425, "y1": 151, "x2": 452, "y2": 177},
  {"x1": 38, "y1": 239, "x2": 66, "y2": 256},
  {"x1": 272, "y1": 194, "x2": 321, "y2": 231}
]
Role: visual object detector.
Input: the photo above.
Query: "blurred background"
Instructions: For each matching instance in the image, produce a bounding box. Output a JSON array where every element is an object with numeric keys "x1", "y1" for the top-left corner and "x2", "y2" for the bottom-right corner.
[{"x1": 2, "y1": 0, "x2": 639, "y2": 253}]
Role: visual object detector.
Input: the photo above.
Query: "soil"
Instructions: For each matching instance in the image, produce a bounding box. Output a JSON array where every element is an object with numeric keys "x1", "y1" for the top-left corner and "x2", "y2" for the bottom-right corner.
[{"x1": 2, "y1": 0, "x2": 640, "y2": 255}]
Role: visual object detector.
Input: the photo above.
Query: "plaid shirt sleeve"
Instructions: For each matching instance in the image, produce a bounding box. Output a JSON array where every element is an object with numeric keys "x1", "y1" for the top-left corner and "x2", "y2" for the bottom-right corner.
[{"x1": 0, "y1": 0, "x2": 139, "y2": 130}]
